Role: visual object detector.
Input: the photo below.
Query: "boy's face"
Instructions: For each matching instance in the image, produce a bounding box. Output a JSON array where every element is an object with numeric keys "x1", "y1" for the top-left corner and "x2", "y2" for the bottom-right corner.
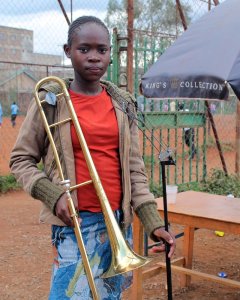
[{"x1": 64, "y1": 23, "x2": 111, "y2": 82}]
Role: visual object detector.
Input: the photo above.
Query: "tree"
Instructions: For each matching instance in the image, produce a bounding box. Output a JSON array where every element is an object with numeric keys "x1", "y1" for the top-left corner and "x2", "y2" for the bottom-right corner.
[{"x1": 105, "y1": 0, "x2": 192, "y2": 35}]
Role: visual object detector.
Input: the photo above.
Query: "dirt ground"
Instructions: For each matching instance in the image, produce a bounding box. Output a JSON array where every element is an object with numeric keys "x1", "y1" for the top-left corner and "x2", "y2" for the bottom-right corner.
[
  {"x1": 0, "y1": 190, "x2": 240, "y2": 300},
  {"x1": 0, "y1": 115, "x2": 239, "y2": 299}
]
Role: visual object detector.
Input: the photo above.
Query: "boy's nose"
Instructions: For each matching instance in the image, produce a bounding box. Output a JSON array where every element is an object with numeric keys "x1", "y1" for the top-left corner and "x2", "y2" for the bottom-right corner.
[{"x1": 88, "y1": 51, "x2": 100, "y2": 61}]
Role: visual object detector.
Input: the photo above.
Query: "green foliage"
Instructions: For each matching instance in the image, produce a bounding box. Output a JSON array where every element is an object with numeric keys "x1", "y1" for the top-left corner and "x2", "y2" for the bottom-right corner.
[
  {"x1": 0, "y1": 174, "x2": 22, "y2": 193},
  {"x1": 150, "y1": 181, "x2": 202, "y2": 198},
  {"x1": 177, "y1": 181, "x2": 203, "y2": 193},
  {"x1": 201, "y1": 169, "x2": 240, "y2": 198},
  {"x1": 149, "y1": 181, "x2": 163, "y2": 197},
  {"x1": 105, "y1": 0, "x2": 192, "y2": 34},
  {"x1": 150, "y1": 169, "x2": 240, "y2": 198},
  {"x1": 0, "y1": 163, "x2": 44, "y2": 194}
]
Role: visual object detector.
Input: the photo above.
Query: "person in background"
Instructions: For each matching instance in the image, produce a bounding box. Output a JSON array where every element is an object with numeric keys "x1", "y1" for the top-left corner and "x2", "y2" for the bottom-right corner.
[
  {"x1": 178, "y1": 103, "x2": 197, "y2": 159},
  {"x1": 10, "y1": 101, "x2": 19, "y2": 127},
  {"x1": 210, "y1": 102, "x2": 216, "y2": 115},
  {"x1": 163, "y1": 102, "x2": 169, "y2": 112},
  {"x1": 0, "y1": 102, "x2": 3, "y2": 128},
  {"x1": 170, "y1": 101, "x2": 176, "y2": 112},
  {"x1": 10, "y1": 16, "x2": 176, "y2": 300}
]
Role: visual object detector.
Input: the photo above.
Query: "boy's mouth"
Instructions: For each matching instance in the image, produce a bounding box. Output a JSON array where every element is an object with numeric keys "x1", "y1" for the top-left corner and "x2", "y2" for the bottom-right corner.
[{"x1": 86, "y1": 66, "x2": 102, "y2": 71}]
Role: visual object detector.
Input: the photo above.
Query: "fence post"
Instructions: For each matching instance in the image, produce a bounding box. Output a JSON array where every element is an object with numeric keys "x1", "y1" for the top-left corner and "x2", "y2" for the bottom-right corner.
[
  {"x1": 127, "y1": 0, "x2": 134, "y2": 93},
  {"x1": 236, "y1": 101, "x2": 240, "y2": 176}
]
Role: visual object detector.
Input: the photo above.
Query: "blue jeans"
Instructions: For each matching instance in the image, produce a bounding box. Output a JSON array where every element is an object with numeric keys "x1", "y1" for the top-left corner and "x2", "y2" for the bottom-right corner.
[{"x1": 49, "y1": 210, "x2": 133, "y2": 300}]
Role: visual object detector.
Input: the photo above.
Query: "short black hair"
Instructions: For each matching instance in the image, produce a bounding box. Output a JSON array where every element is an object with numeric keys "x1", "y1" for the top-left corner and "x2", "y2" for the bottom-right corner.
[{"x1": 67, "y1": 16, "x2": 110, "y2": 46}]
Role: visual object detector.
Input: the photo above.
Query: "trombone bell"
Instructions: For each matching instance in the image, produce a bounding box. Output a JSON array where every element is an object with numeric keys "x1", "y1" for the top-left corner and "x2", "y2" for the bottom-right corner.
[{"x1": 101, "y1": 243, "x2": 151, "y2": 278}]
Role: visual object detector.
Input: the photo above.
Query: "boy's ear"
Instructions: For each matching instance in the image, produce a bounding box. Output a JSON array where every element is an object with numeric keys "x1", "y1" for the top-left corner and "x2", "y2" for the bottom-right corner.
[{"x1": 63, "y1": 44, "x2": 71, "y2": 58}]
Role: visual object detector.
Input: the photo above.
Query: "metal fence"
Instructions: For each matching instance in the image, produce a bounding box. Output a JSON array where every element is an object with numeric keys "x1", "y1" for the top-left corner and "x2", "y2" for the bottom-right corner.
[
  {"x1": 109, "y1": 17, "x2": 237, "y2": 187},
  {"x1": 1, "y1": 0, "x2": 236, "y2": 185}
]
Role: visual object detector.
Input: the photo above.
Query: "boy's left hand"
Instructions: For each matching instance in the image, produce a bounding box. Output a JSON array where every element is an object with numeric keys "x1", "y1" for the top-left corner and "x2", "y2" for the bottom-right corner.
[{"x1": 151, "y1": 227, "x2": 176, "y2": 258}]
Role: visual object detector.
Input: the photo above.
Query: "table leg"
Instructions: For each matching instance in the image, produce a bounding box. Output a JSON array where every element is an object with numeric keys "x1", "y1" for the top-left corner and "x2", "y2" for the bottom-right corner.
[
  {"x1": 180, "y1": 226, "x2": 195, "y2": 287},
  {"x1": 131, "y1": 215, "x2": 144, "y2": 300}
]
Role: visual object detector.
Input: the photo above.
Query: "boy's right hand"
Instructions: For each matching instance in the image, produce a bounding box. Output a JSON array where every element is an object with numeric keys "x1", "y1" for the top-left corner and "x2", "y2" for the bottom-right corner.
[{"x1": 55, "y1": 193, "x2": 80, "y2": 227}]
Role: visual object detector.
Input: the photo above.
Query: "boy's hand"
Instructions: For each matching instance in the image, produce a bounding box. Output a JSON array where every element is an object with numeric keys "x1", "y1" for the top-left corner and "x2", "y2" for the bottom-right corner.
[
  {"x1": 151, "y1": 227, "x2": 176, "y2": 258},
  {"x1": 55, "y1": 193, "x2": 80, "y2": 227}
]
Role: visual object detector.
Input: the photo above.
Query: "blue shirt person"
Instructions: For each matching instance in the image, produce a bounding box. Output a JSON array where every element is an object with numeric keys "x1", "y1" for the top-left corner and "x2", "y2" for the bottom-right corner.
[{"x1": 10, "y1": 102, "x2": 19, "y2": 127}]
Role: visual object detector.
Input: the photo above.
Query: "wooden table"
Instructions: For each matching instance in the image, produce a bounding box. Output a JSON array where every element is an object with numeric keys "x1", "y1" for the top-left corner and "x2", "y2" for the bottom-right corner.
[{"x1": 132, "y1": 191, "x2": 240, "y2": 299}]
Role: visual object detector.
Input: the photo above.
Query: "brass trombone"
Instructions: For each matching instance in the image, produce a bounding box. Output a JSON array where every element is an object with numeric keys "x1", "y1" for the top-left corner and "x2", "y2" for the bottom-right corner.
[{"x1": 34, "y1": 76, "x2": 151, "y2": 300}]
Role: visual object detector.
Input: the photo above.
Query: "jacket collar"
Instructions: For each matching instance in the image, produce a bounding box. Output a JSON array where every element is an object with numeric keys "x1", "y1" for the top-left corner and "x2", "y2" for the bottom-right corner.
[
  {"x1": 40, "y1": 77, "x2": 128, "y2": 99},
  {"x1": 41, "y1": 77, "x2": 137, "y2": 114}
]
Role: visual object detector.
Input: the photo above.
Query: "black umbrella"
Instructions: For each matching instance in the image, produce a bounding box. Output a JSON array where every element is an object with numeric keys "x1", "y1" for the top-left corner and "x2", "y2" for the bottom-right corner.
[
  {"x1": 141, "y1": 0, "x2": 240, "y2": 101},
  {"x1": 141, "y1": 1, "x2": 240, "y2": 299}
]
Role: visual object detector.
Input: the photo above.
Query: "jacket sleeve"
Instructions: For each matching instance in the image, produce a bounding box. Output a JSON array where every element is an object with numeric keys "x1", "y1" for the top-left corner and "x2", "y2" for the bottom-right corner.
[
  {"x1": 9, "y1": 98, "x2": 65, "y2": 212},
  {"x1": 127, "y1": 97, "x2": 165, "y2": 239}
]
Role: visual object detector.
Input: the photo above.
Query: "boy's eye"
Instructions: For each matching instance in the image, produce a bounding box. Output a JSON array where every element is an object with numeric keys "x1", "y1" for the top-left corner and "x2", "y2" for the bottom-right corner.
[
  {"x1": 99, "y1": 48, "x2": 108, "y2": 54},
  {"x1": 79, "y1": 47, "x2": 88, "y2": 53}
]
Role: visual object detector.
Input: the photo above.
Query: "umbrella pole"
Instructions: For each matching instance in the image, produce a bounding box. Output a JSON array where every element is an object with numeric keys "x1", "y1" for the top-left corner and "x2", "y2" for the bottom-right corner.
[
  {"x1": 236, "y1": 100, "x2": 240, "y2": 176},
  {"x1": 205, "y1": 101, "x2": 228, "y2": 175},
  {"x1": 159, "y1": 150, "x2": 175, "y2": 300}
]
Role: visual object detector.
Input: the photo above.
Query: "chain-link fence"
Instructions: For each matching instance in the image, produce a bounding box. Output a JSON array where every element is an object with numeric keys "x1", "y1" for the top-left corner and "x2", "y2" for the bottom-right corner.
[
  {"x1": 1, "y1": 0, "x2": 236, "y2": 185},
  {"x1": 0, "y1": 0, "x2": 225, "y2": 113},
  {"x1": 0, "y1": 1, "x2": 110, "y2": 115}
]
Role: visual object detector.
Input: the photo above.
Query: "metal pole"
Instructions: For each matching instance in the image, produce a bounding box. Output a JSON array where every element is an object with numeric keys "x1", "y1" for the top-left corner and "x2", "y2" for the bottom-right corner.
[
  {"x1": 175, "y1": 0, "x2": 187, "y2": 31},
  {"x1": 57, "y1": 0, "x2": 70, "y2": 25},
  {"x1": 127, "y1": 0, "x2": 134, "y2": 93},
  {"x1": 160, "y1": 159, "x2": 173, "y2": 300},
  {"x1": 236, "y1": 101, "x2": 240, "y2": 176},
  {"x1": 213, "y1": 0, "x2": 220, "y2": 6},
  {"x1": 205, "y1": 101, "x2": 228, "y2": 175},
  {"x1": 159, "y1": 150, "x2": 175, "y2": 300},
  {"x1": 208, "y1": 0, "x2": 211, "y2": 11}
]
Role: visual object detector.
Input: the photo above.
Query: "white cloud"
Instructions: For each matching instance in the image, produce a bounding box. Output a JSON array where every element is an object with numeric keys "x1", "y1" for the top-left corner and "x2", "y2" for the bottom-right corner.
[{"x1": 0, "y1": 5, "x2": 107, "y2": 58}]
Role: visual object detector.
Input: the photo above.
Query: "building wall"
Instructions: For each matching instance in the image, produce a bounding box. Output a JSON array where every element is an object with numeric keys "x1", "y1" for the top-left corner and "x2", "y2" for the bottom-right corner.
[
  {"x1": 0, "y1": 25, "x2": 61, "y2": 65},
  {"x1": 1, "y1": 73, "x2": 35, "y2": 92}
]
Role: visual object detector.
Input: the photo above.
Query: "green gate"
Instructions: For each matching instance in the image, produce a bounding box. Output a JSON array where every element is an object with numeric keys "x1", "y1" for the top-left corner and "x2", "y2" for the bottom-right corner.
[{"x1": 107, "y1": 29, "x2": 207, "y2": 189}]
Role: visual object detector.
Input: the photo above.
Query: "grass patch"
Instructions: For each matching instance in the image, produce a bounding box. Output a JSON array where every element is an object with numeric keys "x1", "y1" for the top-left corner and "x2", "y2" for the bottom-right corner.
[
  {"x1": 150, "y1": 169, "x2": 240, "y2": 198},
  {"x1": 0, "y1": 161, "x2": 43, "y2": 194},
  {"x1": 0, "y1": 174, "x2": 22, "y2": 193},
  {"x1": 201, "y1": 169, "x2": 240, "y2": 197}
]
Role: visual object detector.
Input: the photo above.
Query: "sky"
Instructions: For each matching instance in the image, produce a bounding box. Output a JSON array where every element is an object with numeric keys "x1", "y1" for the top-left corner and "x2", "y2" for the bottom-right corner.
[
  {"x1": 0, "y1": 0, "x2": 109, "y2": 63},
  {"x1": 0, "y1": 0, "x2": 226, "y2": 64}
]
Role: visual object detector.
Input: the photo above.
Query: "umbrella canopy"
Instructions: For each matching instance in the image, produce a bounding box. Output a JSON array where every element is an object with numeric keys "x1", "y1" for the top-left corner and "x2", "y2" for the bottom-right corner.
[{"x1": 141, "y1": 0, "x2": 240, "y2": 101}]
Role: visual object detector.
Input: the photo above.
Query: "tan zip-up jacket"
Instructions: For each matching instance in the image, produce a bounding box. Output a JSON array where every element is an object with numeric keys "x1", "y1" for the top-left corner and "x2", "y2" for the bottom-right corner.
[{"x1": 9, "y1": 78, "x2": 164, "y2": 239}]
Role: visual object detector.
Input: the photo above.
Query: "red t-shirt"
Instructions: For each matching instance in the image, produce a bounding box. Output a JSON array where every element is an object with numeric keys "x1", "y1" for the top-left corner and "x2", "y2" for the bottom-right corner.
[{"x1": 69, "y1": 88, "x2": 122, "y2": 212}]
